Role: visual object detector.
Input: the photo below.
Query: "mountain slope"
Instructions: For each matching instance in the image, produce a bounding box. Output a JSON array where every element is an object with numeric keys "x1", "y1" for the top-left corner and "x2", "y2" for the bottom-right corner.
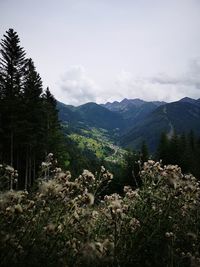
[
  {"x1": 77, "y1": 102, "x2": 125, "y2": 129},
  {"x1": 57, "y1": 97, "x2": 200, "y2": 153},
  {"x1": 57, "y1": 101, "x2": 125, "y2": 130},
  {"x1": 102, "y1": 98, "x2": 165, "y2": 112},
  {"x1": 121, "y1": 101, "x2": 200, "y2": 152},
  {"x1": 102, "y1": 98, "x2": 166, "y2": 131}
]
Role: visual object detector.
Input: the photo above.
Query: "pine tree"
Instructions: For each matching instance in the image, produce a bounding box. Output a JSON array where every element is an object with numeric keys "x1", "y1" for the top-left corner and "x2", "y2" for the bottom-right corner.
[
  {"x1": 21, "y1": 58, "x2": 43, "y2": 189},
  {"x1": 141, "y1": 140, "x2": 149, "y2": 163},
  {"x1": 0, "y1": 29, "x2": 26, "y2": 187},
  {"x1": 156, "y1": 132, "x2": 169, "y2": 164},
  {"x1": 169, "y1": 133, "x2": 180, "y2": 165},
  {"x1": 42, "y1": 87, "x2": 67, "y2": 168},
  {"x1": 123, "y1": 149, "x2": 141, "y2": 187}
]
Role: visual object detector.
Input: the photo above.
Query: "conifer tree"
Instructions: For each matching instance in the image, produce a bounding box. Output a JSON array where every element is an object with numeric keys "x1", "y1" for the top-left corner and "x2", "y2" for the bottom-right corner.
[
  {"x1": 156, "y1": 132, "x2": 169, "y2": 164},
  {"x1": 0, "y1": 29, "x2": 67, "y2": 189},
  {"x1": 22, "y1": 58, "x2": 43, "y2": 188},
  {"x1": 42, "y1": 87, "x2": 67, "y2": 167},
  {"x1": 0, "y1": 29, "x2": 26, "y2": 178},
  {"x1": 141, "y1": 140, "x2": 149, "y2": 163},
  {"x1": 169, "y1": 133, "x2": 180, "y2": 165}
]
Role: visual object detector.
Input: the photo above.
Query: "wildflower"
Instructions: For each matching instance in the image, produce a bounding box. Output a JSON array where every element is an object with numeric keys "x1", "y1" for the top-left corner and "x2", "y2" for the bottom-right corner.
[
  {"x1": 39, "y1": 179, "x2": 62, "y2": 196},
  {"x1": 55, "y1": 167, "x2": 62, "y2": 172},
  {"x1": 101, "y1": 166, "x2": 106, "y2": 172},
  {"x1": 85, "y1": 193, "x2": 95, "y2": 206},
  {"x1": 116, "y1": 208, "x2": 122, "y2": 214},
  {"x1": 92, "y1": 210, "x2": 99, "y2": 218},
  {"x1": 82, "y1": 169, "x2": 95, "y2": 182},
  {"x1": 109, "y1": 199, "x2": 121, "y2": 210},
  {"x1": 45, "y1": 223, "x2": 56, "y2": 234},
  {"x1": 103, "y1": 239, "x2": 114, "y2": 251},
  {"x1": 27, "y1": 200, "x2": 35, "y2": 209},
  {"x1": 5, "y1": 165, "x2": 14, "y2": 173},
  {"x1": 186, "y1": 232, "x2": 197, "y2": 240},
  {"x1": 47, "y1": 153, "x2": 54, "y2": 159},
  {"x1": 97, "y1": 242, "x2": 105, "y2": 254},
  {"x1": 74, "y1": 210, "x2": 79, "y2": 220},
  {"x1": 106, "y1": 171, "x2": 113, "y2": 180},
  {"x1": 41, "y1": 162, "x2": 48, "y2": 167},
  {"x1": 57, "y1": 224, "x2": 64, "y2": 233},
  {"x1": 165, "y1": 232, "x2": 171, "y2": 238},
  {"x1": 14, "y1": 204, "x2": 23, "y2": 214},
  {"x1": 124, "y1": 186, "x2": 132, "y2": 193},
  {"x1": 167, "y1": 177, "x2": 177, "y2": 189},
  {"x1": 148, "y1": 160, "x2": 155, "y2": 165},
  {"x1": 129, "y1": 218, "x2": 140, "y2": 231}
]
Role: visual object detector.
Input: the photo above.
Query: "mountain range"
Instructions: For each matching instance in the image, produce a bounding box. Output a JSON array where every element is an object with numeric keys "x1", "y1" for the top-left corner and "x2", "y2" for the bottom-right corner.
[{"x1": 57, "y1": 97, "x2": 200, "y2": 152}]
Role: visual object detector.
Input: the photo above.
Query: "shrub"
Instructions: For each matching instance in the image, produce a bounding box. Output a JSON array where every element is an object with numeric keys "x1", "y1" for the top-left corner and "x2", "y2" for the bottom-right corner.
[{"x1": 0, "y1": 160, "x2": 200, "y2": 267}]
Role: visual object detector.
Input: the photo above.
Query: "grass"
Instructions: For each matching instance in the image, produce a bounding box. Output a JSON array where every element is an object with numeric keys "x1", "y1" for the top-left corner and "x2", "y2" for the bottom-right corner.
[{"x1": 69, "y1": 127, "x2": 126, "y2": 164}]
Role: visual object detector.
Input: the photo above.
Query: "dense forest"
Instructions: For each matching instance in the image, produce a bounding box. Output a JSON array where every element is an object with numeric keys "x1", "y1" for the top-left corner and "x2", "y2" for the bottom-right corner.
[
  {"x1": 157, "y1": 131, "x2": 200, "y2": 179},
  {"x1": 0, "y1": 29, "x2": 102, "y2": 190},
  {"x1": 0, "y1": 29, "x2": 67, "y2": 189}
]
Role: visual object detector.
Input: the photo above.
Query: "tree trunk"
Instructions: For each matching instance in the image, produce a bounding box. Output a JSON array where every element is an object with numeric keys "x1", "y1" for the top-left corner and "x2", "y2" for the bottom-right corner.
[
  {"x1": 10, "y1": 131, "x2": 14, "y2": 190},
  {"x1": 25, "y1": 147, "x2": 28, "y2": 191},
  {"x1": 28, "y1": 146, "x2": 32, "y2": 187}
]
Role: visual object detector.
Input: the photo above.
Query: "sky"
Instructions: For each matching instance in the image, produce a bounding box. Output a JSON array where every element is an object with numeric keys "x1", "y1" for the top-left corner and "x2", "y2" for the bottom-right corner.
[{"x1": 1, "y1": 0, "x2": 200, "y2": 105}]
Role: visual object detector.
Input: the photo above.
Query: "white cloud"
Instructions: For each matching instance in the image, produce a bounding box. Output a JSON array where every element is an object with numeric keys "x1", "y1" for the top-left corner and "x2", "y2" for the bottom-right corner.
[
  {"x1": 58, "y1": 59, "x2": 200, "y2": 106},
  {"x1": 60, "y1": 65, "x2": 100, "y2": 106},
  {"x1": 113, "y1": 59, "x2": 200, "y2": 103},
  {"x1": 151, "y1": 58, "x2": 200, "y2": 88}
]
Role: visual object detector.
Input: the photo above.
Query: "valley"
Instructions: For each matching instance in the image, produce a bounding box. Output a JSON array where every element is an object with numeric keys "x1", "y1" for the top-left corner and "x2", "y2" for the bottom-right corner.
[
  {"x1": 58, "y1": 97, "x2": 200, "y2": 154},
  {"x1": 64, "y1": 126, "x2": 127, "y2": 165}
]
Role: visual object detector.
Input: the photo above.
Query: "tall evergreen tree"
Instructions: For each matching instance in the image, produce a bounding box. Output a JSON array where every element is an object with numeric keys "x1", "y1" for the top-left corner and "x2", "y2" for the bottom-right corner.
[
  {"x1": 0, "y1": 29, "x2": 68, "y2": 189},
  {"x1": 156, "y1": 132, "x2": 169, "y2": 164},
  {"x1": 157, "y1": 131, "x2": 200, "y2": 178},
  {"x1": 21, "y1": 58, "x2": 43, "y2": 189},
  {"x1": 42, "y1": 87, "x2": 67, "y2": 168},
  {"x1": 140, "y1": 140, "x2": 149, "y2": 164},
  {"x1": 169, "y1": 133, "x2": 180, "y2": 165},
  {"x1": 0, "y1": 29, "x2": 26, "y2": 185}
]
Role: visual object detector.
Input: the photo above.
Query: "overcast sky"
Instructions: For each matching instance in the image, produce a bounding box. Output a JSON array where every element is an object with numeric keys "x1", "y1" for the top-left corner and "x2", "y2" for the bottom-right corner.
[{"x1": 1, "y1": 0, "x2": 200, "y2": 105}]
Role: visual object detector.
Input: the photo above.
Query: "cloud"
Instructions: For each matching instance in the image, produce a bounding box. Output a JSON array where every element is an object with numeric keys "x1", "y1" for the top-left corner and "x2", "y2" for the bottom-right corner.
[
  {"x1": 60, "y1": 65, "x2": 99, "y2": 106},
  {"x1": 151, "y1": 58, "x2": 200, "y2": 88},
  {"x1": 114, "y1": 59, "x2": 200, "y2": 103},
  {"x1": 59, "y1": 59, "x2": 200, "y2": 106}
]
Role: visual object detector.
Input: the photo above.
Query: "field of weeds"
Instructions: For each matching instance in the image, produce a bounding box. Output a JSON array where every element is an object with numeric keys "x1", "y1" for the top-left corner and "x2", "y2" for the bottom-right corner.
[{"x1": 0, "y1": 160, "x2": 200, "y2": 267}]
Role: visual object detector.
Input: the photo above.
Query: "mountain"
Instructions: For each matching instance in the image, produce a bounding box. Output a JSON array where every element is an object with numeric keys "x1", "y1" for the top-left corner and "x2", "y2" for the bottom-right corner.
[
  {"x1": 197, "y1": 98, "x2": 200, "y2": 105},
  {"x1": 58, "y1": 98, "x2": 166, "y2": 134},
  {"x1": 102, "y1": 98, "x2": 166, "y2": 132},
  {"x1": 179, "y1": 97, "x2": 200, "y2": 107},
  {"x1": 178, "y1": 97, "x2": 197, "y2": 104},
  {"x1": 76, "y1": 102, "x2": 125, "y2": 129},
  {"x1": 57, "y1": 101, "x2": 82, "y2": 124},
  {"x1": 57, "y1": 101, "x2": 125, "y2": 130},
  {"x1": 57, "y1": 97, "x2": 200, "y2": 153},
  {"x1": 121, "y1": 100, "x2": 200, "y2": 152},
  {"x1": 102, "y1": 98, "x2": 165, "y2": 112}
]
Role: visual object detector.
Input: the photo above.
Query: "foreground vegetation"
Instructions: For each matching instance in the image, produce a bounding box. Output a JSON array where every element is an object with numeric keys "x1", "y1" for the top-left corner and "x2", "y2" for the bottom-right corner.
[{"x1": 0, "y1": 158, "x2": 200, "y2": 267}]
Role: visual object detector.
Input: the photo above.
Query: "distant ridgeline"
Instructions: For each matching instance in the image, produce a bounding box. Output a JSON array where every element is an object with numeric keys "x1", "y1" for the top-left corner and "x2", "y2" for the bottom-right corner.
[
  {"x1": 57, "y1": 97, "x2": 200, "y2": 178},
  {"x1": 57, "y1": 97, "x2": 200, "y2": 152},
  {"x1": 0, "y1": 29, "x2": 67, "y2": 189}
]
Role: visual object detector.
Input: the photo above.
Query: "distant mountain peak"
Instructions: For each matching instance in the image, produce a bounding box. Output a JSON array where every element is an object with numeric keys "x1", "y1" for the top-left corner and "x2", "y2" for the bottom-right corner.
[
  {"x1": 102, "y1": 98, "x2": 166, "y2": 112},
  {"x1": 179, "y1": 97, "x2": 196, "y2": 103}
]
